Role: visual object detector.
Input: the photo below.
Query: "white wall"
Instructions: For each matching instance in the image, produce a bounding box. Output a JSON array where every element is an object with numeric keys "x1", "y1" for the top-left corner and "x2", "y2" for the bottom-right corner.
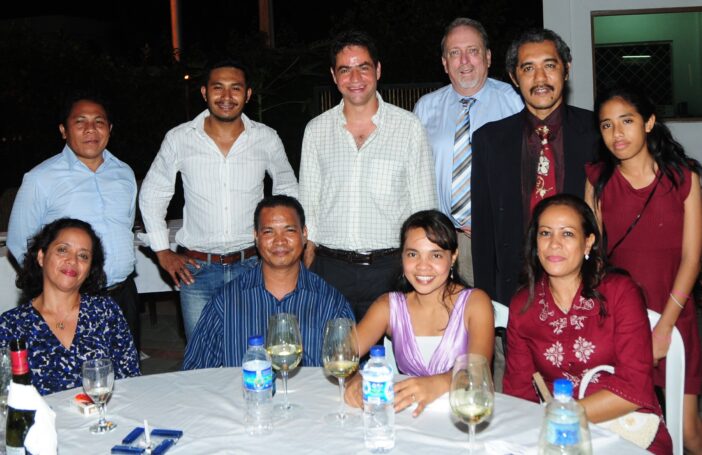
[{"x1": 543, "y1": 0, "x2": 702, "y2": 161}]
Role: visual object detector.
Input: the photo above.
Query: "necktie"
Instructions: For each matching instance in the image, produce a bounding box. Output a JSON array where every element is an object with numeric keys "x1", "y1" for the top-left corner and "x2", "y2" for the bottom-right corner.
[
  {"x1": 451, "y1": 97, "x2": 477, "y2": 227},
  {"x1": 530, "y1": 125, "x2": 556, "y2": 212}
]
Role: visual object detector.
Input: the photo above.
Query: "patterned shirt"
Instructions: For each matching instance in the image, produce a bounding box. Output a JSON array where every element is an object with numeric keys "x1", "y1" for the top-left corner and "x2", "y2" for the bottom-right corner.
[
  {"x1": 139, "y1": 111, "x2": 299, "y2": 254},
  {"x1": 299, "y1": 93, "x2": 437, "y2": 250},
  {"x1": 503, "y1": 274, "x2": 662, "y2": 417},
  {"x1": 183, "y1": 263, "x2": 354, "y2": 369},
  {"x1": 0, "y1": 295, "x2": 140, "y2": 395},
  {"x1": 413, "y1": 81, "x2": 523, "y2": 228}
]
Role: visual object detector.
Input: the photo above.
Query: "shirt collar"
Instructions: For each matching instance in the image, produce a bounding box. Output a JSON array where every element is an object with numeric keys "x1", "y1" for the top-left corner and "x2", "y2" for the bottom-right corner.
[
  {"x1": 245, "y1": 261, "x2": 311, "y2": 292},
  {"x1": 337, "y1": 91, "x2": 384, "y2": 127},
  {"x1": 62, "y1": 145, "x2": 113, "y2": 171},
  {"x1": 190, "y1": 109, "x2": 251, "y2": 135},
  {"x1": 449, "y1": 80, "x2": 491, "y2": 107},
  {"x1": 525, "y1": 103, "x2": 564, "y2": 136}
]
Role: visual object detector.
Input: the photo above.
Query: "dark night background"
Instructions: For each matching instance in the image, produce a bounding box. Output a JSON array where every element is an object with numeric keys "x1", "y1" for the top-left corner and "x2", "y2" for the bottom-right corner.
[{"x1": 0, "y1": 0, "x2": 542, "y2": 214}]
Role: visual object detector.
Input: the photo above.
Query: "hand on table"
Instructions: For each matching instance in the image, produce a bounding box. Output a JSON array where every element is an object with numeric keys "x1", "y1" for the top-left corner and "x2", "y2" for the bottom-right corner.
[
  {"x1": 394, "y1": 374, "x2": 450, "y2": 417},
  {"x1": 156, "y1": 249, "x2": 199, "y2": 286},
  {"x1": 343, "y1": 372, "x2": 450, "y2": 417}
]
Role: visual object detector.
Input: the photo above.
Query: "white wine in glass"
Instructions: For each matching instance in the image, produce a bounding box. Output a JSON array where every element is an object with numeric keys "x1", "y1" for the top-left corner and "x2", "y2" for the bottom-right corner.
[
  {"x1": 266, "y1": 313, "x2": 303, "y2": 415},
  {"x1": 82, "y1": 358, "x2": 116, "y2": 434},
  {"x1": 322, "y1": 318, "x2": 360, "y2": 426},
  {"x1": 450, "y1": 354, "x2": 494, "y2": 453}
]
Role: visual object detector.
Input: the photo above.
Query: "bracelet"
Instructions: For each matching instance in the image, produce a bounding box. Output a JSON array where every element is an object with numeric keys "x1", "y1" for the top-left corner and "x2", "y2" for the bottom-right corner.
[
  {"x1": 652, "y1": 331, "x2": 672, "y2": 343},
  {"x1": 671, "y1": 289, "x2": 691, "y2": 301},
  {"x1": 669, "y1": 293, "x2": 685, "y2": 309}
]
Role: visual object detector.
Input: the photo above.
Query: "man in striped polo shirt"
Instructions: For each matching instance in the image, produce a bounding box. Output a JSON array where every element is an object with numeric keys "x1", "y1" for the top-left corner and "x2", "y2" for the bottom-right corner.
[{"x1": 183, "y1": 195, "x2": 353, "y2": 368}]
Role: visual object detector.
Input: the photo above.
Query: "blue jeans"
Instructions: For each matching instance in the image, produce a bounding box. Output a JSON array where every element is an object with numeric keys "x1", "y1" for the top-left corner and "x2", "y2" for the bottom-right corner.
[{"x1": 181, "y1": 257, "x2": 258, "y2": 341}]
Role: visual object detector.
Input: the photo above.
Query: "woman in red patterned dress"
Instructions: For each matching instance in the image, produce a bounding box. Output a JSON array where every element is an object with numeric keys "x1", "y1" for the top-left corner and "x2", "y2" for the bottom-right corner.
[
  {"x1": 503, "y1": 194, "x2": 671, "y2": 454},
  {"x1": 585, "y1": 85, "x2": 702, "y2": 453}
]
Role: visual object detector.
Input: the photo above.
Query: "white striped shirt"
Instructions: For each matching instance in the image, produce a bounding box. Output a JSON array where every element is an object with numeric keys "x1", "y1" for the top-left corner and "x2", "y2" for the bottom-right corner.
[
  {"x1": 299, "y1": 94, "x2": 437, "y2": 251},
  {"x1": 139, "y1": 110, "x2": 298, "y2": 253}
]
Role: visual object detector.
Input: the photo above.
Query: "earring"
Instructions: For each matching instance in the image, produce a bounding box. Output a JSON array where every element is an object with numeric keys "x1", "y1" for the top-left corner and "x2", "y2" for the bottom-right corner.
[
  {"x1": 450, "y1": 266, "x2": 454, "y2": 280},
  {"x1": 584, "y1": 253, "x2": 590, "y2": 261}
]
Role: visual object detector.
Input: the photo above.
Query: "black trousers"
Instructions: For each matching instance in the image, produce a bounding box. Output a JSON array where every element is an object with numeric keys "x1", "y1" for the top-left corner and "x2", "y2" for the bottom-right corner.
[
  {"x1": 311, "y1": 253, "x2": 401, "y2": 322},
  {"x1": 108, "y1": 276, "x2": 141, "y2": 353}
]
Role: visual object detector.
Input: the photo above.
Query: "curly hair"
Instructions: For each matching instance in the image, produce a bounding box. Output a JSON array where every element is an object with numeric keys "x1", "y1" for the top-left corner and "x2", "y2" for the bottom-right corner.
[
  {"x1": 16, "y1": 218, "x2": 106, "y2": 300},
  {"x1": 520, "y1": 194, "x2": 607, "y2": 317}
]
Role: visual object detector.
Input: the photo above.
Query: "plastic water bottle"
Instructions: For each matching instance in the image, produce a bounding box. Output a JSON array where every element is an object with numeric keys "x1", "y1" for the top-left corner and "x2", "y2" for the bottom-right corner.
[
  {"x1": 242, "y1": 335, "x2": 274, "y2": 436},
  {"x1": 362, "y1": 345, "x2": 395, "y2": 453},
  {"x1": 538, "y1": 378, "x2": 592, "y2": 454}
]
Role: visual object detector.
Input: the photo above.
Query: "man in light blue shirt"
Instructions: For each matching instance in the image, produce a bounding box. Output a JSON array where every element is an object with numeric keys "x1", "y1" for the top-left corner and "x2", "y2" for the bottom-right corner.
[
  {"x1": 7, "y1": 91, "x2": 140, "y2": 349},
  {"x1": 414, "y1": 18, "x2": 523, "y2": 285}
]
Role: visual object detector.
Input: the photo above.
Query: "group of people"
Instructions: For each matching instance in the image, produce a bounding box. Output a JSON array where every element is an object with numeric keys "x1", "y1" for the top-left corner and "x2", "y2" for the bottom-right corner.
[{"x1": 0, "y1": 15, "x2": 700, "y2": 455}]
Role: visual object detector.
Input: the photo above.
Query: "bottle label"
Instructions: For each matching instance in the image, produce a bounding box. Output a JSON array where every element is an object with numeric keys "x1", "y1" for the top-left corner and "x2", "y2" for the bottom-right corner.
[
  {"x1": 243, "y1": 366, "x2": 273, "y2": 391},
  {"x1": 363, "y1": 379, "x2": 394, "y2": 404},
  {"x1": 546, "y1": 420, "x2": 580, "y2": 446},
  {"x1": 6, "y1": 447, "x2": 26, "y2": 455},
  {"x1": 10, "y1": 350, "x2": 28, "y2": 376}
]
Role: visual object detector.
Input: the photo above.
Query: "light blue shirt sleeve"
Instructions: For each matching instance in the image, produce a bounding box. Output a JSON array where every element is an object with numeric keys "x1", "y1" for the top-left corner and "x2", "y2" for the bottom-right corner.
[{"x1": 414, "y1": 81, "x2": 523, "y2": 227}]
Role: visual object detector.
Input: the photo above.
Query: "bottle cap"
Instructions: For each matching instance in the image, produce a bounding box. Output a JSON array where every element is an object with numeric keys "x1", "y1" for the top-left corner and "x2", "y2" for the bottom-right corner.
[
  {"x1": 369, "y1": 345, "x2": 385, "y2": 357},
  {"x1": 247, "y1": 335, "x2": 264, "y2": 347},
  {"x1": 553, "y1": 378, "x2": 573, "y2": 397}
]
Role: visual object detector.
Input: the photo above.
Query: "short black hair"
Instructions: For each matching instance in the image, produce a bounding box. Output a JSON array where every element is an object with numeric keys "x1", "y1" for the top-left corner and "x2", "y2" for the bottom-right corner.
[
  {"x1": 17, "y1": 218, "x2": 107, "y2": 300},
  {"x1": 329, "y1": 30, "x2": 379, "y2": 69},
  {"x1": 253, "y1": 195, "x2": 306, "y2": 231},
  {"x1": 505, "y1": 28, "x2": 571, "y2": 79},
  {"x1": 202, "y1": 58, "x2": 251, "y2": 88},
  {"x1": 440, "y1": 17, "x2": 490, "y2": 55},
  {"x1": 59, "y1": 90, "x2": 111, "y2": 126}
]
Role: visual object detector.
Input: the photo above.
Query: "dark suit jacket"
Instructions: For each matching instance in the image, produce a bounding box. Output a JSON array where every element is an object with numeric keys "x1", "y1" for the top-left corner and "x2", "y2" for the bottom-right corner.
[{"x1": 471, "y1": 105, "x2": 597, "y2": 305}]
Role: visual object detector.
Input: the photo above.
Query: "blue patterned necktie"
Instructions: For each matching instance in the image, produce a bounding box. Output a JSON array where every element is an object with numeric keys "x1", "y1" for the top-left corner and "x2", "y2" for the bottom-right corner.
[{"x1": 451, "y1": 97, "x2": 477, "y2": 226}]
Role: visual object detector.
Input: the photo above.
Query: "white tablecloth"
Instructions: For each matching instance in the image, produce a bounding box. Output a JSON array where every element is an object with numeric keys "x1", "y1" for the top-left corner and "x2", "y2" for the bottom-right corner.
[{"x1": 44, "y1": 367, "x2": 647, "y2": 454}]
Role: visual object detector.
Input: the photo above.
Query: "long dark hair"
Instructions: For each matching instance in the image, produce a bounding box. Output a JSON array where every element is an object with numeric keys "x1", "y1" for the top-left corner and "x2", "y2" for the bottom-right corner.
[
  {"x1": 592, "y1": 85, "x2": 702, "y2": 207},
  {"x1": 16, "y1": 218, "x2": 106, "y2": 300},
  {"x1": 521, "y1": 194, "x2": 607, "y2": 316},
  {"x1": 397, "y1": 210, "x2": 468, "y2": 314}
]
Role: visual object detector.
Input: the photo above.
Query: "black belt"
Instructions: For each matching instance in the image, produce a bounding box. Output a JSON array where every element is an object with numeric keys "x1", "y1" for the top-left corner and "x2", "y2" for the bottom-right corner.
[{"x1": 316, "y1": 245, "x2": 399, "y2": 265}]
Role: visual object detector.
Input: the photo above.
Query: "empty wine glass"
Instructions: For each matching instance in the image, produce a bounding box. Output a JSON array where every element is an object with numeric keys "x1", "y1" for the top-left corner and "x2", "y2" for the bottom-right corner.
[
  {"x1": 322, "y1": 318, "x2": 360, "y2": 426},
  {"x1": 449, "y1": 354, "x2": 494, "y2": 453},
  {"x1": 82, "y1": 358, "x2": 116, "y2": 433},
  {"x1": 266, "y1": 313, "x2": 303, "y2": 416}
]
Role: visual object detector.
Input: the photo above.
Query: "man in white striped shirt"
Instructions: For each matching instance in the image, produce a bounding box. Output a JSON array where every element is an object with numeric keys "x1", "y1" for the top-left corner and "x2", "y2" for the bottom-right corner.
[
  {"x1": 299, "y1": 31, "x2": 437, "y2": 321},
  {"x1": 139, "y1": 59, "x2": 298, "y2": 340}
]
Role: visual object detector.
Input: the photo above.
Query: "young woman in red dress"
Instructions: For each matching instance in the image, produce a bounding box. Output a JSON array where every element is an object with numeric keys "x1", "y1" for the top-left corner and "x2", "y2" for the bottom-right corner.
[{"x1": 585, "y1": 85, "x2": 702, "y2": 453}]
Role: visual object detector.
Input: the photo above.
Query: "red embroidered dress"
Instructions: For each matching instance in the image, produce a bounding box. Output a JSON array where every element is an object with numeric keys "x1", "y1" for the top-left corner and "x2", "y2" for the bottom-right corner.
[{"x1": 503, "y1": 274, "x2": 671, "y2": 454}]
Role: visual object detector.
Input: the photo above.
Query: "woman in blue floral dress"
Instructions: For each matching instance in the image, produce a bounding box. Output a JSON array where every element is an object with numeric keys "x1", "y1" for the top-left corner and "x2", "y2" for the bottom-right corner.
[{"x1": 0, "y1": 218, "x2": 139, "y2": 395}]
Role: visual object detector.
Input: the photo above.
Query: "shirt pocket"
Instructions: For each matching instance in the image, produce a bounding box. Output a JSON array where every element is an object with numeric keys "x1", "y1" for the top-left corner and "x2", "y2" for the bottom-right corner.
[{"x1": 365, "y1": 158, "x2": 404, "y2": 206}]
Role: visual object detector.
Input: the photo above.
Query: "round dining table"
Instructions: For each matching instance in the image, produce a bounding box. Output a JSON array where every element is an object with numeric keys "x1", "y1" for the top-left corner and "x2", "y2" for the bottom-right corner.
[{"x1": 44, "y1": 367, "x2": 647, "y2": 454}]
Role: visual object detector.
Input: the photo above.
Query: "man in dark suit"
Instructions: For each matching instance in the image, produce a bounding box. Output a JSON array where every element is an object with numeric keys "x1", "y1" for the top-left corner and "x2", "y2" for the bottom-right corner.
[{"x1": 472, "y1": 29, "x2": 598, "y2": 306}]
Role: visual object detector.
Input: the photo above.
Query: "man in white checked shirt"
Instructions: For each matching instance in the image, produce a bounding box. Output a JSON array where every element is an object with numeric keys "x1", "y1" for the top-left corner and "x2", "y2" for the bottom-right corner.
[
  {"x1": 139, "y1": 59, "x2": 298, "y2": 341},
  {"x1": 413, "y1": 18, "x2": 523, "y2": 286},
  {"x1": 299, "y1": 31, "x2": 437, "y2": 321}
]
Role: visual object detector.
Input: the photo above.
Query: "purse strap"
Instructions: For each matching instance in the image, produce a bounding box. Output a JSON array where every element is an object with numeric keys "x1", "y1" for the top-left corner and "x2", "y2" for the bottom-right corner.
[
  {"x1": 607, "y1": 172, "x2": 663, "y2": 257},
  {"x1": 577, "y1": 364, "x2": 615, "y2": 399}
]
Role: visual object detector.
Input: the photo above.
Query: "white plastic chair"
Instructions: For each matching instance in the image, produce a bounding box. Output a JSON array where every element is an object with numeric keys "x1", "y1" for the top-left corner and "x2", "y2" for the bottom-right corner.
[
  {"x1": 492, "y1": 300, "x2": 509, "y2": 355},
  {"x1": 648, "y1": 309, "x2": 685, "y2": 455}
]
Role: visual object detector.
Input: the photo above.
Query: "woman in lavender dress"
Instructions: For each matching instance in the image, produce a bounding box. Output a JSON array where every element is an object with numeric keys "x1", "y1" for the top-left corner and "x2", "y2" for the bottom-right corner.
[{"x1": 344, "y1": 210, "x2": 494, "y2": 416}]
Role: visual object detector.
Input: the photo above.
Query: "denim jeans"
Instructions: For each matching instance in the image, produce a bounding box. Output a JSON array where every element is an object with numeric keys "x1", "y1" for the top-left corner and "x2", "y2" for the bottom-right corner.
[{"x1": 181, "y1": 257, "x2": 258, "y2": 341}]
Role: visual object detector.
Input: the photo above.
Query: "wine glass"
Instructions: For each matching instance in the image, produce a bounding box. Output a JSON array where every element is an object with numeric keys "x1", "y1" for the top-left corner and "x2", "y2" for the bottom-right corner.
[
  {"x1": 82, "y1": 358, "x2": 116, "y2": 434},
  {"x1": 322, "y1": 318, "x2": 360, "y2": 426},
  {"x1": 266, "y1": 313, "x2": 303, "y2": 416},
  {"x1": 449, "y1": 353, "x2": 494, "y2": 453}
]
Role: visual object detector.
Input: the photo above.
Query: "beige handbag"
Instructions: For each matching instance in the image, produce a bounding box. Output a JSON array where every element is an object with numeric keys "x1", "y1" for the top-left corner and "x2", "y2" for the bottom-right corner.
[{"x1": 578, "y1": 365, "x2": 660, "y2": 449}]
